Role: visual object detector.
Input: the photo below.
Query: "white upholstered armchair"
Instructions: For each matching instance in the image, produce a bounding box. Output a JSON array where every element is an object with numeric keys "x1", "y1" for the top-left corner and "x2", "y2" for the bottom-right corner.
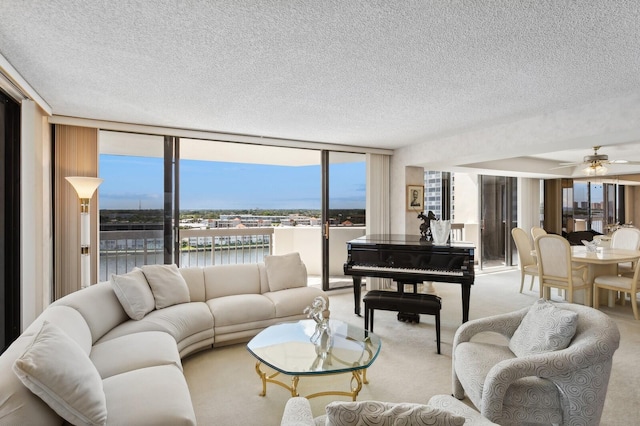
[{"x1": 452, "y1": 299, "x2": 620, "y2": 426}]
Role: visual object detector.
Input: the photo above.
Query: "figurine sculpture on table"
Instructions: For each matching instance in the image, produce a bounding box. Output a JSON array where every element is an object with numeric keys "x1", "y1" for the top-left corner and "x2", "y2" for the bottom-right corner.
[{"x1": 304, "y1": 296, "x2": 333, "y2": 363}]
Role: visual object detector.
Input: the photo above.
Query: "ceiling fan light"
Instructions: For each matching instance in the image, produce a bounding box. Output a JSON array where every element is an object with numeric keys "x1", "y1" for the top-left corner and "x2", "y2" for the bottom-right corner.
[
  {"x1": 596, "y1": 164, "x2": 608, "y2": 175},
  {"x1": 583, "y1": 163, "x2": 608, "y2": 176}
]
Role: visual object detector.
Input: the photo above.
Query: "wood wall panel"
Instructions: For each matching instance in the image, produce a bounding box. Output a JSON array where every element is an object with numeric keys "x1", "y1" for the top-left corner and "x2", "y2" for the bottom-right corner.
[{"x1": 53, "y1": 125, "x2": 98, "y2": 299}]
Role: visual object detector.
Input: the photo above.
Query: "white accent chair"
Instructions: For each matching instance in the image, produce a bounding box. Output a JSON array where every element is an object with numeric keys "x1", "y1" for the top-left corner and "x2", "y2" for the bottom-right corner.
[
  {"x1": 511, "y1": 227, "x2": 538, "y2": 293},
  {"x1": 452, "y1": 300, "x2": 620, "y2": 425},
  {"x1": 535, "y1": 234, "x2": 591, "y2": 305}
]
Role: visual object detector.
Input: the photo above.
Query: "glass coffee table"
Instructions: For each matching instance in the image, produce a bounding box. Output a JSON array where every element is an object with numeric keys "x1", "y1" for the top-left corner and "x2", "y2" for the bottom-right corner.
[{"x1": 247, "y1": 319, "x2": 381, "y2": 400}]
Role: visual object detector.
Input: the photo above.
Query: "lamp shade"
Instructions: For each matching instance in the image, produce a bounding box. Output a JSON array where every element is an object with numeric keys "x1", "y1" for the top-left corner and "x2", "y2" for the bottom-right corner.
[{"x1": 65, "y1": 177, "x2": 103, "y2": 198}]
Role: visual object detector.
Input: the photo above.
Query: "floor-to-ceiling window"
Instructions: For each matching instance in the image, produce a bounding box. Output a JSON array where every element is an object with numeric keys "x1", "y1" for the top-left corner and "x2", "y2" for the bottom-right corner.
[
  {"x1": 1, "y1": 90, "x2": 20, "y2": 352},
  {"x1": 98, "y1": 133, "x2": 165, "y2": 280},
  {"x1": 98, "y1": 132, "x2": 366, "y2": 288},
  {"x1": 563, "y1": 179, "x2": 625, "y2": 234}
]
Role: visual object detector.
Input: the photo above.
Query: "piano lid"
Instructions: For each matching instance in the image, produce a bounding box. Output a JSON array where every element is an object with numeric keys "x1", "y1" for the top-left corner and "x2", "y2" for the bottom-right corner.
[{"x1": 347, "y1": 234, "x2": 475, "y2": 249}]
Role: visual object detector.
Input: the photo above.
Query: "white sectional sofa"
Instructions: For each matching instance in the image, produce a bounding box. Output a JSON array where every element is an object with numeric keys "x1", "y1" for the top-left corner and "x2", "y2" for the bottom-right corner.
[{"x1": 0, "y1": 253, "x2": 328, "y2": 425}]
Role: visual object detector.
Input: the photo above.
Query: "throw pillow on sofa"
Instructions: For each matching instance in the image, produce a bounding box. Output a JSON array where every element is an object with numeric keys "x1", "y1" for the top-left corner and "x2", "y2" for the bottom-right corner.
[
  {"x1": 111, "y1": 268, "x2": 156, "y2": 320},
  {"x1": 141, "y1": 264, "x2": 191, "y2": 309},
  {"x1": 264, "y1": 252, "x2": 307, "y2": 292},
  {"x1": 324, "y1": 400, "x2": 466, "y2": 426},
  {"x1": 12, "y1": 321, "x2": 108, "y2": 426},
  {"x1": 509, "y1": 298, "x2": 579, "y2": 357}
]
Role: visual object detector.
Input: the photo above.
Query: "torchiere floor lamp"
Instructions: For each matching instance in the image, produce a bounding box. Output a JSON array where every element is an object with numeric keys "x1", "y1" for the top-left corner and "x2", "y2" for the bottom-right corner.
[{"x1": 65, "y1": 176, "x2": 103, "y2": 289}]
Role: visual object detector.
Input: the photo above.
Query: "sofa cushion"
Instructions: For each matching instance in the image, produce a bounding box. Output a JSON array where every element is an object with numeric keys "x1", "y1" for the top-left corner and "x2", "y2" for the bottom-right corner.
[
  {"x1": 509, "y1": 299, "x2": 579, "y2": 357},
  {"x1": 50, "y1": 281, "x2": 130, "y2": 344},
  {"x1": 179, "y1": 267, "x2": 206, "y2": 302},
  {"x1": 142, "y1": 264, "x2": 191, "y2": 309},
  {"x1": 264, "y1": 286, "x2": 329, "y2": 318},
  {"x1": 207, "y1": 294, "x2": 275, "y2": 327},
  {"x1": 324, "y1": 400, "x2": 466, "y2": 426},
  {"x1": 111, "y1": 268, "x2": 156, "y2": 320},
  {"x1": 12, "y1": 321, "x2": 107, "y2": 426},
  {"x1": 264, "y1": 252, "x2": 307, "y2": 292},
  {"x1": 102, "y1": 364, "x2": 196, "y2": 425},
  {"x1": 204, "y1": 263, "x2": 261, "y2": 298},
  {"x1": 23, "y1": 305, "x2": 93, "y2": 354},
  {"x1": 97, "y1": 302, "x2": 214, "y2": 347},
  {"x1": 90, "y1": 331, "x2": 182, "y2": 379}
]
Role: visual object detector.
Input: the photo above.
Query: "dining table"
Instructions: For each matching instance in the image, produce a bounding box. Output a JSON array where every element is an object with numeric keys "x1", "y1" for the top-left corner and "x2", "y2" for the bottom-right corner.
[
  {"x1": 531, "y1": 245, "x2": 640, "y2": 307},
  {"x1": 569, "y1": 246, "x2": 640, "y2": 306}
]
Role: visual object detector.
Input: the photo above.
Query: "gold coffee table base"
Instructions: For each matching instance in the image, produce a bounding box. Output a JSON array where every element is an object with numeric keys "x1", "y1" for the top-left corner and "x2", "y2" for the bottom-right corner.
[{"x1": 255, "y1": 362, "x2": 368, "y2": 401}]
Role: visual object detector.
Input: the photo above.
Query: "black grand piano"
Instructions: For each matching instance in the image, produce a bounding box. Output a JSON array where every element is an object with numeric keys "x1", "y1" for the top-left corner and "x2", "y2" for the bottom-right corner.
[{"x1": 343, "y1": 234, "x2": 475, "y2": 323}]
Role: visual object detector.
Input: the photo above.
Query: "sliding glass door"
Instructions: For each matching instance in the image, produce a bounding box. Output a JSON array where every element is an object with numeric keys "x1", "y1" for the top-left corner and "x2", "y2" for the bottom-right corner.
[
  {"x1": 322, "y1": 151, "x2": 366, "y2": 290},
  {"x1": 480, "y1": 175, "x2": 517, "y2": 269}
]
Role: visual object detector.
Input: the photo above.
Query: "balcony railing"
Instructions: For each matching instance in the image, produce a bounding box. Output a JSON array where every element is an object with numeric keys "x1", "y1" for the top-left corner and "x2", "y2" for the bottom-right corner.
[
  {"x1": 99, "y1": 227, "x2": 273, "y2": 281},
  {"x1": 178, "y1": 227, "x2": 273, "y2": 268}
]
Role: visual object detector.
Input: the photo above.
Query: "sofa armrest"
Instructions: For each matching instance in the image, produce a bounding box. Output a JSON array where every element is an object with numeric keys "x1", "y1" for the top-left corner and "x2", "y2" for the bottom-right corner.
[
  {"x1": 480, "y1": 348, "x2": 599, "y2": 422},
  {"x1": 281, "y1": 397, "x2": 316, "y2": 426}
]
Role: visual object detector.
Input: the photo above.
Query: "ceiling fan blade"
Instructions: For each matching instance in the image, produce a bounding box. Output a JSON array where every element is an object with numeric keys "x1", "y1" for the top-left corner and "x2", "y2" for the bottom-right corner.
[
  {"x1": 550, "y1": 163, "x2": 581, "y2": 170},
  {"x1": 555, "y1": 162, "x2": 582, "y2": 167},
  {"x1": 607, "y1": 160, "x2": 629, "y2": 164},
  {"x1": 604, "y1": 160, "x2": 640, "y2": 166}
]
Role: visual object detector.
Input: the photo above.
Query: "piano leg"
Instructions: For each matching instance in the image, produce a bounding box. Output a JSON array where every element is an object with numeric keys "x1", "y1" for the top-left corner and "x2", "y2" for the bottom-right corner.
[
  {"x1": 352, "y1": 276, "x2": 362, "y2": 316},
  {"x1": 461, "y1": 283, "x2": 471, "y2": 323}
]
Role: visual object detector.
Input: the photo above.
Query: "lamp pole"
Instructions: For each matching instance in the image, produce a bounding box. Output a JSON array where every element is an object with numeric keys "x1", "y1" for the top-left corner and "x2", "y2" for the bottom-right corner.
[{"x1": 65, "y1": 177, "x2": 103, "y2": 289}]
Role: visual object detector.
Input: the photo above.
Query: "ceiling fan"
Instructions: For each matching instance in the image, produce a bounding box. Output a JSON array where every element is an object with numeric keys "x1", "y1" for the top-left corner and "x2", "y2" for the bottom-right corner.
[{"x1": 554, "y1": 146, "x2": 640, "y2": 176}]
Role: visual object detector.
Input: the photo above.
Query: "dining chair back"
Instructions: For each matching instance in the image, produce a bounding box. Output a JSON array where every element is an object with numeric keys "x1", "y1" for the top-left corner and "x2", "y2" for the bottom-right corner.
[
  {"x1": 610, "y1": 227, "x2": 640, "y2": 275},
  {"x1": 530, "y1": 226, "x2": 547, "y2": 241},
  {"x1": 511, "y1": 227, "x2": 538, "y2": 293},
  {"x1": 534, "y1": 234, "x2": 591, "y2": 305},
  {"x1": 594, "y1": 257, "x2": 640, "y2": 320},
  {"x1": 610, "y1": 227, "x2": 640, "y2": 250}
]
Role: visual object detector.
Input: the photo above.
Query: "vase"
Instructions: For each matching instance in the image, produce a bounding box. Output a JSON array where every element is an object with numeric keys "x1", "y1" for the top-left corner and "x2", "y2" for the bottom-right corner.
[{"x1": 431, "y1": 220, "x2": 451, "y2": 245}]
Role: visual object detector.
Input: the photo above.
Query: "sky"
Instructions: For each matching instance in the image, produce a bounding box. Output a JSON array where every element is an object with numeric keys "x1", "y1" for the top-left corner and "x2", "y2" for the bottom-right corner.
[
  {"x1": 573, "y1": 182, "x2": 604, "y2": 203},
  {"x1": 99, "y1": 155, "x2": 366, "y2": 210}
]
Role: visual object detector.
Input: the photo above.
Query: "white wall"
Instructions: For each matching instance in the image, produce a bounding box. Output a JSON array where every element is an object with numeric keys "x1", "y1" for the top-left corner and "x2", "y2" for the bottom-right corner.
[
  {"x1": 273, "y1": 226, "x2": 366, "y2": 276},
  {"x1": 20, "y1": 100, "x2": 52, "y2": 329}
]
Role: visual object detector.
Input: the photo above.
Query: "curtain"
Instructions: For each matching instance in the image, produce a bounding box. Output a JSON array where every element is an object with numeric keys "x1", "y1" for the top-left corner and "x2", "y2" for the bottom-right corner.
[{"x1": 366, "y1": 153, "x2": 391, "y2": 290}]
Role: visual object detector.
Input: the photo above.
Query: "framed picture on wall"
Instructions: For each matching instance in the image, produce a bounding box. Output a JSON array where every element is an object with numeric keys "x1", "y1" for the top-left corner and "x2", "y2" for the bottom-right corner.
[{"x1": 406, "y1": 185, "x2": 424, "y2": 211}]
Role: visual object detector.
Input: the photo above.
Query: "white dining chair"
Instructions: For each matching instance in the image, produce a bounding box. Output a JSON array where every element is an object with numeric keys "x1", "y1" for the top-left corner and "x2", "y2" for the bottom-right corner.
[
  {"x1": 594, "y1": 259, "x2": 640, "y2": 320},
  {"x1": 530, "y1": 226, "x2": 547, "y2": 241},
  {"x1": 511, "y1": 227, "x2": 538, "y2": 293},
  {"x1": 610, "y1": 227, "x2": 640, "y2": 275},
  {"x1": 534, "y1": 234, "x2": 591, "y2": 306}
]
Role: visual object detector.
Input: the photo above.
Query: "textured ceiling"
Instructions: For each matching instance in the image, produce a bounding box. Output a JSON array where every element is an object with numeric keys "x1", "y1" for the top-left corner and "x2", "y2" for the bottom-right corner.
[{"x1": 1, "y1": 1, "x2": 640, "y2": 162}]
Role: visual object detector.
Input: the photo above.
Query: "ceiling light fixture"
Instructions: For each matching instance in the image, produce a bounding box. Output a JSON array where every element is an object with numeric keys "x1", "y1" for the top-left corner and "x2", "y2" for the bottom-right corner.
[{"x1": 583, "y1": 161, "x2": 608, "y2": 176}]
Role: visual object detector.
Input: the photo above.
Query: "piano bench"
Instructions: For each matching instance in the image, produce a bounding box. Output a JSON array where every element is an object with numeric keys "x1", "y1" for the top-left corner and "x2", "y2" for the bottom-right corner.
[{"x1": 363, "y1": 290, "x2": 442, "y2": 354}]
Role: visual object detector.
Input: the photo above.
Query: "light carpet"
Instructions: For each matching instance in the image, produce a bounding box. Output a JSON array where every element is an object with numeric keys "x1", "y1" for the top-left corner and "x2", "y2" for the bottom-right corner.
[{"x1": 182, "y1": 269, "x2": 639, "y2": 425}]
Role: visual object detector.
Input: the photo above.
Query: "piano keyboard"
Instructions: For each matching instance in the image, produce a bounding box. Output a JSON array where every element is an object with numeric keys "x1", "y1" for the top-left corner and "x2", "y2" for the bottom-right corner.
[{"x1": 350, "y1": 264, "x2": 464, "y2": 276}]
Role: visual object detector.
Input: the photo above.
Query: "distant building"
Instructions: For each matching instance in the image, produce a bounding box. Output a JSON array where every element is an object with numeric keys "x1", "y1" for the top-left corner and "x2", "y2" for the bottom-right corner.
[{"x1": 424, "y1": 171, "x2": 455, "y2": 220}]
